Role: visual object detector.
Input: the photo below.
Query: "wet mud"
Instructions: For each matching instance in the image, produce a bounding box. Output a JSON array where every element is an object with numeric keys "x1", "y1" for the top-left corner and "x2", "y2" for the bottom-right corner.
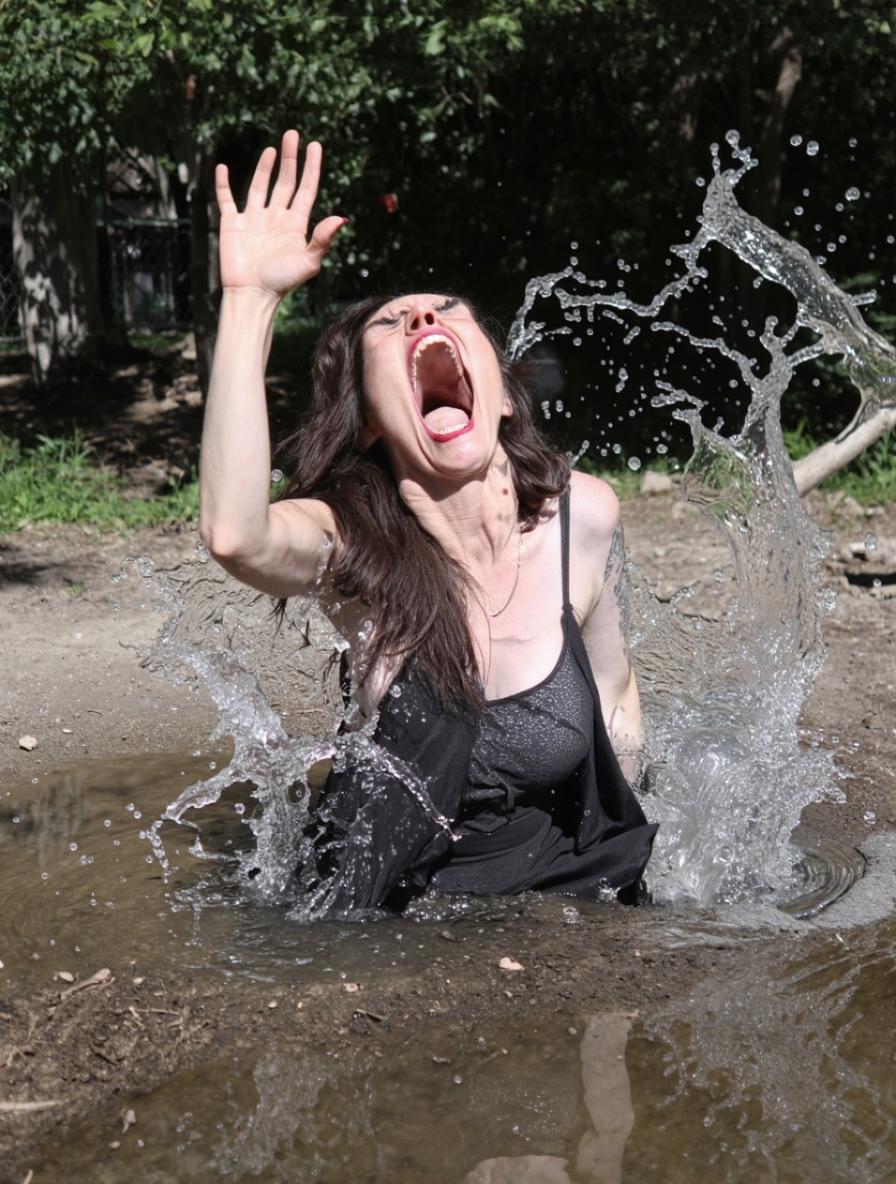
[{"x1": 1, "y1": 493, "x2": 895, "y2": 1181}]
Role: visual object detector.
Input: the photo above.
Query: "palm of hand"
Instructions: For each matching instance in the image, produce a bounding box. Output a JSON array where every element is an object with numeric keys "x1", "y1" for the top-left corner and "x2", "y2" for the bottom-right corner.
[{"x1": 219, "y1": 207, "x2": 316, "y2": 294}]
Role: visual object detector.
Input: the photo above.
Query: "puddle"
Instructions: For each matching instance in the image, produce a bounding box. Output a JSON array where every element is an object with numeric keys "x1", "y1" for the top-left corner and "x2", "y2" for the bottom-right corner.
[
  {"x1": 0, "y1": 750, "x2": 868, "y2": 1001},
  {"x1": 26, "y1": 913, "x2": 896, "y2": 1183},
  {"x1": 5, "y1": 751, "x2": 894, "y2": 1182},
  {"x1": 0, "y1": 751, "x2": 547, "y2": 996}
]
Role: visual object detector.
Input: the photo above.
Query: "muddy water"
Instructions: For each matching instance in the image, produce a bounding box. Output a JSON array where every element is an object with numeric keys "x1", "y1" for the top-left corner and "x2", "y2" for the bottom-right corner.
[
  {"x1": 3, "y1": 752, "x2": 896, "y2": 1182},
  {"x1": 25, "y1": 917, "x2": 896, "y2": 1183},
  {"x1": 0, "y1": 749, "x2": 864, "y2": 996},
  {"x1": 0, "y1": 751, "x2": 549, "y2": 995}
]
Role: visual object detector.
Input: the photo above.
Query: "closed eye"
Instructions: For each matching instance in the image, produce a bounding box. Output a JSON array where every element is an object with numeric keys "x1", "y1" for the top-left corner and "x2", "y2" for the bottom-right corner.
[
  {"x1": 367, "y1": 312, "x2": 401, "y2": 330},
  {"x1": 367, "y1": 297, "x2": 463, "y2": 331}
]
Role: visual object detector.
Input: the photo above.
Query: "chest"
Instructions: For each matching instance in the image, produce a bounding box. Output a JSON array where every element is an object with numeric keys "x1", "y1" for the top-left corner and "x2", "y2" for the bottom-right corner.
[{"x1": 469, "y1": 514, "x2": 587, "y2": 701}]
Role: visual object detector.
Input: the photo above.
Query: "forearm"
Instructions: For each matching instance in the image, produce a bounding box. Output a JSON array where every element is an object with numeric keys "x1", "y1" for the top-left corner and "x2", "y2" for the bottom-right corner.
[
  {"x1": 199, "y1": 289, "x2": 280, "y2": 558},
  {"x1": 603, "y1": 670, "x2": 645, "y2": 784}
]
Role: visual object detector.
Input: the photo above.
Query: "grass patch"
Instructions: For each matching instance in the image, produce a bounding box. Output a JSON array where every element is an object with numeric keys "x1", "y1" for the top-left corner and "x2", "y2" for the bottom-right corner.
[
  {"x1": 0, "y1": 433, "x2": 198, "y2": 534},
  {"x1": 784, "y1": 421, "x2": 896, "y2": 504},
  {"x1": 575, "y1": 453, "x2": 679, "y2": 499},
  {"x1": 578, "y1": 426, "x2": 895, "y2": 506}
]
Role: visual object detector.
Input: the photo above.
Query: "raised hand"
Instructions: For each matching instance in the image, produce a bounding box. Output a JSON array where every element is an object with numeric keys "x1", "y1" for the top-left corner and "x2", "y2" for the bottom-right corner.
[{"x1": 215, "y1": 130, "x2": 347, "y2": 296}]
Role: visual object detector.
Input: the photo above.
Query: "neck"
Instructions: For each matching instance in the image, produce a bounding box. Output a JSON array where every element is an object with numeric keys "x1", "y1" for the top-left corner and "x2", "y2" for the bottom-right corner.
[{"x1": 396, "y1": 447, "x2": 519, "y2": 569}]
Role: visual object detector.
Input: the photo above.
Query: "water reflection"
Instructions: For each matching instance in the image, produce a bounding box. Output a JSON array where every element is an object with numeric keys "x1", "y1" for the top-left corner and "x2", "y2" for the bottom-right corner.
[
  {"x1": 30, "y1": 923, "x2": 896, "y2": 1184},
  {"x1": 463, "y1": 1014, "x2": 635, "y2": 1184}
]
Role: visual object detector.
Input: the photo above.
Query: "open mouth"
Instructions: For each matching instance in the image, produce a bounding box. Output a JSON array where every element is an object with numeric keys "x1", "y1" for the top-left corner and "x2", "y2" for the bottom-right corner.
[{"x1": 408, "y1": 332, "x2": 475, "y2": 441}]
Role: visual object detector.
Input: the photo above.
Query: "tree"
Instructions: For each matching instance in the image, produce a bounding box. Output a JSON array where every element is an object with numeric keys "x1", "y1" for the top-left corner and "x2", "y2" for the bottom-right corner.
[{"x1": 0, "y1": 0, "x2": 152, "y2": 382}]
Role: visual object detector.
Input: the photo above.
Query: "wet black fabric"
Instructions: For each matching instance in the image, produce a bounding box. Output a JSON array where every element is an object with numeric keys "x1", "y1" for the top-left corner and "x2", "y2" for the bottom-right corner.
[{"x1": 312, "y1": 487, "x2": 657, "y2": 914}]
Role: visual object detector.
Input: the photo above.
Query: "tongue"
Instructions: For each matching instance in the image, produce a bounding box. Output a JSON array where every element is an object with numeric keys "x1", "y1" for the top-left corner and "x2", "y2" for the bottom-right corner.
[{"x1": 424, "y1": 406, "x2": 470, "y2": 435}]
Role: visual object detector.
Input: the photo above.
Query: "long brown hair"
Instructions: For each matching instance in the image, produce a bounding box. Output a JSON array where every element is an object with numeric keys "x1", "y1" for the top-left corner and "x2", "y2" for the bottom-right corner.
[{"x1": 276, "y1": 294, "x2": 569, "y2": 706}]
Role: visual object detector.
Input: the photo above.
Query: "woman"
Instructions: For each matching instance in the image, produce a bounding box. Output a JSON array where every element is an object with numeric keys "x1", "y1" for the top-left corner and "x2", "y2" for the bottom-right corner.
[{"x1": 200, "y1": 132, "x2": 656, "y2": 914}]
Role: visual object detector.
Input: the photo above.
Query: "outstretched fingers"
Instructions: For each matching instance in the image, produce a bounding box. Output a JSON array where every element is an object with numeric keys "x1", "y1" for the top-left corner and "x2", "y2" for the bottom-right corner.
[
  {"x1": 246, "y1": 145, "x2": 277, "y2": 210},
  {"x1": 215, "y1": 164, "x2": 237, "y2": 216},
  {"x1": 290, "y1": 140, "x2": 324, "y2": 233},
  {"x1": 270, "y1": 129, "x2": 300, "y2": 208}
]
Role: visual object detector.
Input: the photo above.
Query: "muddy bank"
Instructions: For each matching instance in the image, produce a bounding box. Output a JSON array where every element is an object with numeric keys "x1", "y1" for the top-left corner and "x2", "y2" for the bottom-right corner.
[{"x1": 1, "y1": 490, "x2": 895, "y2": 1178}]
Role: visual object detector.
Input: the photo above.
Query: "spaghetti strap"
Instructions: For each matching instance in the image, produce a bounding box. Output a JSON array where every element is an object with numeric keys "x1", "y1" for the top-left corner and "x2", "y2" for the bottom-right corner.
[{"x1": 559, "y1": 485, "x2": 573, "y2": 612}]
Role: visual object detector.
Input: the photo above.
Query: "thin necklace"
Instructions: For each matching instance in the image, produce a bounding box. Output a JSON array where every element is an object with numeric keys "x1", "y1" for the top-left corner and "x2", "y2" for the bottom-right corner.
[{"x1": 487, "y1": 526, "x2": 522, "y2": 618}]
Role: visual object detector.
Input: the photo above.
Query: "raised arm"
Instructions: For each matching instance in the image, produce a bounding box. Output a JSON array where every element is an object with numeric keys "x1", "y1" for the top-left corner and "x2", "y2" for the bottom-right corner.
[
  {"x1": 573, "y1": 474, "x2": 644, "y2": 782},
  {"x1": 199, "y1": 131, "x2": 348, "y2": 598}
]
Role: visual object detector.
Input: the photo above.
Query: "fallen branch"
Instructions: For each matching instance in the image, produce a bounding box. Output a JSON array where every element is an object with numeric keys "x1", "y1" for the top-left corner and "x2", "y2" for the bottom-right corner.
[
  {"x1": 794, "y1": 405, "x2": 896, "y2": 496},
  {"x1": 0, "y1": 1099, "x2": 62, "y2": 1112},
  {"x1": 58, "y1": 968, "x2": 113, "y2": 1001}
]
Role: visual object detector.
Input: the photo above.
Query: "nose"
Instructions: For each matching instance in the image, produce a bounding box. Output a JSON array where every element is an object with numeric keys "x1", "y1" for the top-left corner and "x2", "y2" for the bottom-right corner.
[{"x1": 404, "y1": 300, "x2": 439, "y2": 335}]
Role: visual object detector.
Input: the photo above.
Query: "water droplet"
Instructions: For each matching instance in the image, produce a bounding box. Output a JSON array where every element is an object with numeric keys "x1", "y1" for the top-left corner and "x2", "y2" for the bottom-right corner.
[
  {"x1": 863, "y1": 810, "x2": 877, "y2": 826},
  {"x1": 453, "y1": 1074, "x2": 463, "y2": 1085},
  {"x1": 725, "y1": 129, "x2": 740, "y2": 147},
  {"x1": 789, "y1": 134, "x2": 803, "y2": 147},
  {"x1": 864, "y1": 532, "x2": 878, "y2": 554},
  {"x1": 627, "y1": 457, "x2": 642, "y2": 472},
  {"x1": 270, "y1": 469, "x2": 284, "y2": 484},
  {"x1": 69, "y1": 842, "x2": 78, "y2": 852},
  {"x1": 845, "y1": 187, "x2": 860, "y2": 202},
  {"x1": 793, "y1": 205, "x2": 804, "y2": 216},
  {"x1": 806, "y1": 141, "x2": 819, "y2": 156}
]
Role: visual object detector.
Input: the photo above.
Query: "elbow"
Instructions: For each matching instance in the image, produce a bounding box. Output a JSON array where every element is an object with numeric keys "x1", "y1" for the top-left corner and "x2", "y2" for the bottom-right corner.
[{"x1": 198, "y1": 517, "x2": 254, "y2": 564}]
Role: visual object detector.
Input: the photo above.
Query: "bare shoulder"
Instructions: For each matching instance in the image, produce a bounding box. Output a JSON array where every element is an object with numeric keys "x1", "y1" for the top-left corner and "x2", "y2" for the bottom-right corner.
[{"x1": 568, "y1": 469, "x2": 621, "y2": 547}]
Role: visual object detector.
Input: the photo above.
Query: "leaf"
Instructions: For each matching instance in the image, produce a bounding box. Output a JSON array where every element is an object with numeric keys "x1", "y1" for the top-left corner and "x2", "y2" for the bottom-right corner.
[
  {"x1": 131, "y1": 31, "x2": 154, "y2": 56},
  {"x1": 424, "y1": 22, "x2": 447, "y2": 56}
]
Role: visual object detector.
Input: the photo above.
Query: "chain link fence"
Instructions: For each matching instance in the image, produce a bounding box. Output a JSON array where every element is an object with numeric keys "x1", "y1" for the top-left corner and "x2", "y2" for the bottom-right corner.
[
  {"x1": 0, "y1": 211, "x2": 191, "y2": 344},
  {"x1": 102, "y1": 217, "x2": 192, "y2": 333}
]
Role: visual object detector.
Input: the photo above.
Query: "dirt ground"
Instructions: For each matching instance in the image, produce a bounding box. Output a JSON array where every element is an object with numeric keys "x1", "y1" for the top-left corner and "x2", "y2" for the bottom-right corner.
[{"x1": 1, "y1": 435, "x2": 895, "y2": 1177}]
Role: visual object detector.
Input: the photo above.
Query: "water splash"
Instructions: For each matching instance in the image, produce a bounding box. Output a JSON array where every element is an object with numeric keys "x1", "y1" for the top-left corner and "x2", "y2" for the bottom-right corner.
[
  {"x1": 509, "y1": 134, "x2": 895, "y2": 905},
  {"x1": 138, "y1": 552, "x2": 456, "y2": 918},
  {"x1": 148, "y1": 135, "x2": 893, "y2": 914}
]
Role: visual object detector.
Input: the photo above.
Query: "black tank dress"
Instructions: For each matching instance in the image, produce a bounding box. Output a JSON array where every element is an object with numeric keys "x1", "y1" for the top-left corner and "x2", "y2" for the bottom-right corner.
[{"x1": 311, "y1": 488, "x2": 657, "y2": 914}]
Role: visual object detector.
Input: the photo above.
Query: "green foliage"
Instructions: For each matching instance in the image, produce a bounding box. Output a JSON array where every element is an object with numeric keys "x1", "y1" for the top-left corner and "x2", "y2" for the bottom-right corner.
[
  {"x1": 0, "y1": 433, "x2": 199, "y2": 533},
  {"x1": 0, "y1": 0, "x2": 153, "y2": 183}
]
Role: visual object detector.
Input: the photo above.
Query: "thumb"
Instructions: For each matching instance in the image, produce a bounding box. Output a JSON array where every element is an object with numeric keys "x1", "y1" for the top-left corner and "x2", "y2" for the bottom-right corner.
[{"x1": 309, "y1": 215, "x2": 350, "y2": 259}]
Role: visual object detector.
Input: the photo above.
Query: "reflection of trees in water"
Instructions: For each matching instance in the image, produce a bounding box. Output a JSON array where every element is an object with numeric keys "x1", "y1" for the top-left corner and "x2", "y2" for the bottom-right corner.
[
  {"x1": 463, "y1": 1014, "x2": 634, "y2": 1184},
  {"x1": 0, "y1": 768, "x2": 90, "y2": 871},
  {"x1": 207, "y1": 1013, "x2": 635, "y2": 1183}
]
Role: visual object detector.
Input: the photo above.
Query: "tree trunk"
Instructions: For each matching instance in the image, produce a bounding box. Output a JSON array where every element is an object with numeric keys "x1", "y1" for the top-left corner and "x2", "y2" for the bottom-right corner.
[
  {"x1": 10, "y1": 160, "x2": 104, "y2": 384},
  {"x1": 187, "y1": 146, "x2": 219, "y2": 396},
  {"x1": 753, "y1": 27, "x2": 802, "y2": 230}
]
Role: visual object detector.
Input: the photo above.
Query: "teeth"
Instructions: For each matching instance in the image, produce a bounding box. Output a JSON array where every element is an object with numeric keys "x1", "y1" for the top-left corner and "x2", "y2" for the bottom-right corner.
[{"x1": 411, "y1": 334, "x2": 463, "y2": 383}]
